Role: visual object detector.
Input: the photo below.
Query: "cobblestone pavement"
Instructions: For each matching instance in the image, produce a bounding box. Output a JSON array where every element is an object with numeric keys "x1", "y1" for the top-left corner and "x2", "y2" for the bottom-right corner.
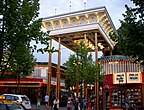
[{"x1": 31, "y1": 104, "x2": 67, "y2": 110}]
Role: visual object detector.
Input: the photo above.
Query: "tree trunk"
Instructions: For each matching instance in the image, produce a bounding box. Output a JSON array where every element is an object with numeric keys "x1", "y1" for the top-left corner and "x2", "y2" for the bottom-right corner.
[
  {"x1": 17, "y1": 73, "x2": 20, "y2": 94},
  {"x1": 84, "y1": 81, "x2": 87, "y2": 99}
]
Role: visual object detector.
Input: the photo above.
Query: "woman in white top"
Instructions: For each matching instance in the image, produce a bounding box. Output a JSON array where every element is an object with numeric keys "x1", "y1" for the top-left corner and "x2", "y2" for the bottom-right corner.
[
  {"x1": 53, "y1": 98, "x2": 59, "y2": 110},
  {"x1": 44, "y1": 94, "x2": 49, "y2": 108}
]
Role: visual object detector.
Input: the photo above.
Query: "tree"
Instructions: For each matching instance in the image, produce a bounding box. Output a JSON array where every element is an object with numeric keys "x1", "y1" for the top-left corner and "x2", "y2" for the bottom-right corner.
[
  {"x1": 64, "y1": 42, "x2": 101, "y2": 110},
  {"x1": 111, "y1": 0, "x2": 144, "y2": 65},
  {"x1": 4, "y1": 44, "x2": 36, "y2": 79},
  {"x1": 64, "y1": 42, "x2": 99, "y2": 88},
  {"x1": 0, "y1": 0, "x2": 53, "y2": 79},
  {"x1": 9, "y1": 44, "x2": 36, "y2": 94}
]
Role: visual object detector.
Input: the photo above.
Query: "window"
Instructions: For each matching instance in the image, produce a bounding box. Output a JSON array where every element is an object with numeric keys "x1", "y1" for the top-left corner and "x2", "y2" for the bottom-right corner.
[
  {"x1": 0, "y1": 104, "x2": 6, "y2": 110},
  {"x1": 14, "y1": 96, "x2": 19, "y2": 101},
  {"x1": 5, "y1": 95, "x2": 12, "y2": 100},
  {"x1": 21, "y1": 96, "x2": 29, "y2": 101},
  {"x1": 33, "y1": 69, "x2": 41, "y2": 77},
  {"x1": 7, "y1": 104, "x2": 25, "y2": 110}
]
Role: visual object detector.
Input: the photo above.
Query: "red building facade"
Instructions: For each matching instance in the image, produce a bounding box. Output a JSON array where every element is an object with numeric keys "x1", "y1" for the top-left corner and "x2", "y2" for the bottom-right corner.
[
  {"x1": 0, "y1": 62, "x2": 66, "y2": 104},
  {"x1": 102, "y1": 73, "x2": 144, "y2": 110},
  {"x1": 100, "y1": 55, "x2": 144, "y2": 110}
]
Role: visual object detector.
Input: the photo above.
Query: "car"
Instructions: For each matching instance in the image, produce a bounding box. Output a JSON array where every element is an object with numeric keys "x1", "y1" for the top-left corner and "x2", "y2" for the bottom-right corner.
[
  {"x1": 3, "y1": 94, "x2": 31, "y2": 110},
  {"x1": 0, "y1": 95, "x2": 26, "y2": 110}
]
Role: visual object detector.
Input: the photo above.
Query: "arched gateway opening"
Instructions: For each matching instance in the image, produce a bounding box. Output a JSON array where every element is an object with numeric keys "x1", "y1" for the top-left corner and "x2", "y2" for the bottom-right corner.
[{"x1": 42, "y1": 6, "x2": 117, "y2": 110}]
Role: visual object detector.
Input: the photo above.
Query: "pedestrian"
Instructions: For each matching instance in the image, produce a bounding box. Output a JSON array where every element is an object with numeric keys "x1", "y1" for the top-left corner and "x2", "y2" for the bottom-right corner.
[
  {"x1": 44, "y1": 94, "x2": 49, "y2": 109},
  {"x1": 74, "y1": 97, "x2": 79, "y2": 110},
  {"x1": 67, "y1": 97, "x2": 73, "y2": 110},
  {"x1": 87, "y1": 99, "x2": 91, "y2": 110},
  {"x1": 53, "y1": 97, "x2": 59, "y2": 110},
  {"x1": 37, "y1": 95, "x2": 41, "y2": 108},
  {"x1": 90, "y1": 94, "x2": 95, "y2": 109},
  {"x1": 50, "y1": 95, "x2": 55, "y2": 109},
  {"x1": 83, "y1": 97, "x2": 87, "y2": 110}
]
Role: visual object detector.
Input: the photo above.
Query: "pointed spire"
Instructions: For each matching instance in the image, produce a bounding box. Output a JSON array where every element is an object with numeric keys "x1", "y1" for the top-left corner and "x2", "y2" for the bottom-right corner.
[
  {"x1": 54, "y1": 5, "x2": 58, "y2": 15},
  {"x1": 69, "y1": 1, "x2": 72, "y2": 12},
  {"x1": 83, "y1": 0, "x2": 87, "y2": 9}
]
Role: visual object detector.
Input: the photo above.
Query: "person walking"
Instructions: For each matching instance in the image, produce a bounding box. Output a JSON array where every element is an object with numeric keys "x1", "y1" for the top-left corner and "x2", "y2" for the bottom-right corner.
[
  {"x1": 50, "y1": 95, "x2": 55, "y2": 109},
  {"x1": 87, "y1": 99, "x2": 91, "y2": 110},
  {"x1": 37, "y1": 95, "x2": 41, "y2": 108},
  {"x1": 53, "y1": 97, "x2": 59, "y2": 110},
  {"x1": 74, "y1": 97, "x2": 79, "y2": 110},
  {"x1": 83, "y1": 97, "x2": 87, "y2": 110},
  {"x1": 67, "y1": 97, "x2": 73, "y2": 110},
  {"x1": 44, "y1": 94, "x2": 49, "y2": 109}
]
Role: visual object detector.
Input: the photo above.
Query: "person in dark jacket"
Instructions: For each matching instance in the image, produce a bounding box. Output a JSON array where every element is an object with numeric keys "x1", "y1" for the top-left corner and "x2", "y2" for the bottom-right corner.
[
  {"x1": 74, "y1": 97, "x2": 79, "y2": 110},
  {"x1": 83, "y1": 97, "x2": 87, "y2": 110}
]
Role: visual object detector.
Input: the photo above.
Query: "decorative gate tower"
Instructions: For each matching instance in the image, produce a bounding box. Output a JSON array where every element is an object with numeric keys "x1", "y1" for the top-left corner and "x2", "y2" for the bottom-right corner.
[{"x1": 42, "y1": 6, "x2": 117, "y2": 110}]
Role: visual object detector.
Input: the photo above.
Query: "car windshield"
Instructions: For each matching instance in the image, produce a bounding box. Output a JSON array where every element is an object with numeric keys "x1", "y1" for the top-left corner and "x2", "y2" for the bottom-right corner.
[
  {"x1": 21, "y1": 97, "x2": 29, "y2": 101},
  {"x1": 7, "y1": 104, "x2": 25, "y2": 110}
]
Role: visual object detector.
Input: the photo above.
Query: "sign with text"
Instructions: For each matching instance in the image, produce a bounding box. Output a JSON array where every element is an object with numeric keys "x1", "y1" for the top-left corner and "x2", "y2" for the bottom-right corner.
[
  {"x1": 113, "y1": 72, "x2": 142, "y2": 84},
  {"x1": 127, "y1": 72, "x2": 141, "y2": 83},
  {"x1": 113, "y1": 73, "x2": 126, "y2": 84}
]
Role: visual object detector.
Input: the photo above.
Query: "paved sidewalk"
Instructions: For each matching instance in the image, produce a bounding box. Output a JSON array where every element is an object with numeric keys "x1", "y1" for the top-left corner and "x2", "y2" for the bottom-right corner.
[{"x1": 31, "y1": 104, "x2": 67, "y2": 110}]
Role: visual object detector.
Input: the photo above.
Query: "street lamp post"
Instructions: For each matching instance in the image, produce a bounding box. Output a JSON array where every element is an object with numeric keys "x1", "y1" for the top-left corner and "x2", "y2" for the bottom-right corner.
[
  {"x1": 78, "y1": 62, "x2": 83, "y2": 110},
  {"x1": 73, "y1": 61, "x2": 83, "y2": 110}
]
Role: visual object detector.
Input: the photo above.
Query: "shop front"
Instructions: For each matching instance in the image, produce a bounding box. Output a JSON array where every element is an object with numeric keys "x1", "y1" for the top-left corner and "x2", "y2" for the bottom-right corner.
[
  {"x1": 102, "y1": 72, "x2": 144, "y2": 110},
  {"x1": 0, "y1": 78, "x2": 65, "y2": 104},
  {"x1": 0, "y1": 78, "x2": 47, "y2": 103}
]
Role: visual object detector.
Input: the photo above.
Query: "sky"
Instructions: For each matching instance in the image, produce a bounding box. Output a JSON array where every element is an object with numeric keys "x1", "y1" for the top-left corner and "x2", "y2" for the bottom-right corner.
[{"x1": 34, "y1": 0, "x2": 135, "y2": 65}]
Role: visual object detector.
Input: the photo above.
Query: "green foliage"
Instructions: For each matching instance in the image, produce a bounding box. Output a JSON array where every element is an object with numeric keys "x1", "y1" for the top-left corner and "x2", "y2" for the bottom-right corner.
[
  {"x1": 0, "y1": 0, "x2": 53, "y2": 78},
  {"x1": 8, "y1": 44, "x2": 36, "y2": 78},
  {"x1": 112, "y1": 0, "x2": 144, "y2": 60},
  {"x1": 64, "y1": 54, "x2": 78, "y2": 87},
  {"x1": 64, "y1": 41, "x2": 100, "y2": 89}
]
